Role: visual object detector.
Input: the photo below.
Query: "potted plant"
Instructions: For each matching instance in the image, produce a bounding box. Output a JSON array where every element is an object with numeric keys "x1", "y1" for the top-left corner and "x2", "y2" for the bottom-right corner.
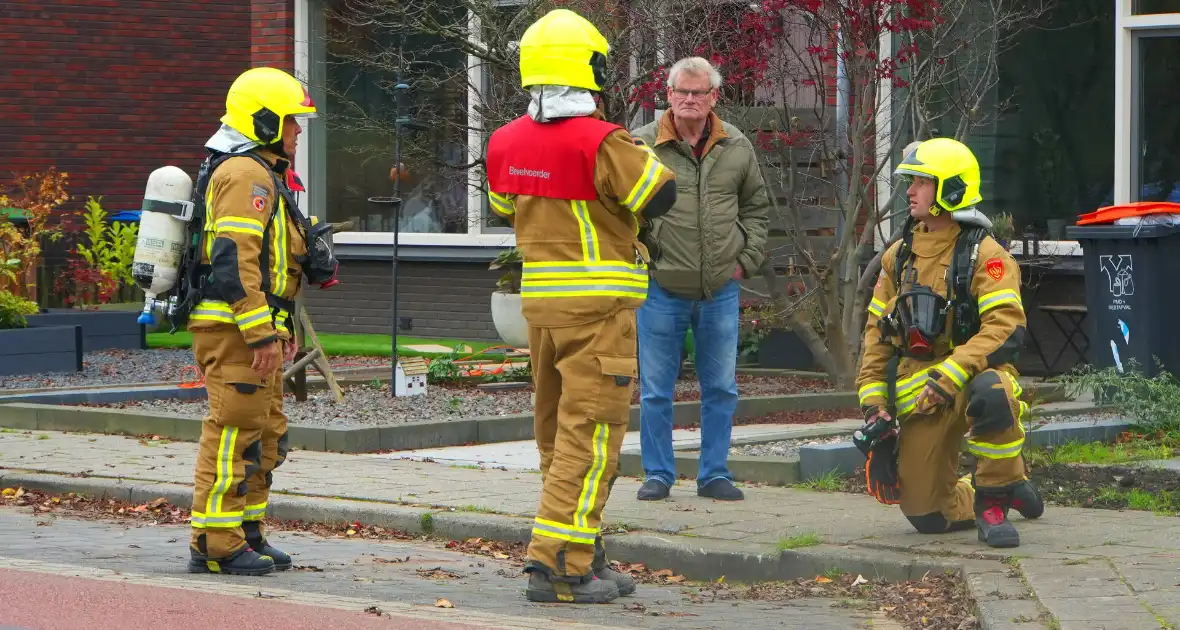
[
  {"x1": 991, "y1": 211, "x2": 1016, "y2": 250},
  {"x1": 0, "y1": 288, "x2": 83, "y2": 376},
  {"x1": 488, "y1": 247, "x2": 528, "y2": 349}
]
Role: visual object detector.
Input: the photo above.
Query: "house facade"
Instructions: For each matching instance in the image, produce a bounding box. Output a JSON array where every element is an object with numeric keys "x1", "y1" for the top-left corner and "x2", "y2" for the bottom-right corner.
[{"x1": 4, "y1": 2, "x2": 1177, "y2": 372}]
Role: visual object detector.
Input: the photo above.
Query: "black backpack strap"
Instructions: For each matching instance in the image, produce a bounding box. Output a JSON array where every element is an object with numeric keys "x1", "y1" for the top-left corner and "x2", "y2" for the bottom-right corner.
[{"x1": 948, "y1": 226, "x2": 989, "y2": 344}]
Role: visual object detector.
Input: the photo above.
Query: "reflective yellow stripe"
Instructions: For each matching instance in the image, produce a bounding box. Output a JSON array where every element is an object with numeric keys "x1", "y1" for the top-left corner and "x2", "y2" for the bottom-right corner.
[
  {"x1": 935, "y1": 358, "x2": 969, "y2": 389},
  {"x1": 521, "y1": 281, "x2": 647, "y2": 299},
  {"x1": 206, "y1": 426, "x2": 238, "y2": 519},
  {"x1": 570, "y1": 200, "x2": 601, "y2": 261},
  {"x1": 574, "y1": 423, "x2": 609, "y2": 529},
  {"x1": 893, "y1": 368, "x2": 933, "y2": 417},
  {"x1": 274, "y1": 309, "x2": 290, "y2": 334},
  {"x1": 978, "y1": 289, "x2": 1022, "y2": 314},
  {"x1": 967, "y1": 436, "x2": 1025, "y2": 459},
  {"x1": 522, "y1": 264, "x2": 647, "y2": 283},
  {"x1": 235, "y1": 305, "x2": 271, "y2": 331},
  {"x1": 858, "y1": 382, "x2": 886, "y2": 405},
  {"x1": 243, "y1": 502, "x2": 267, "y2": 522},
  {"x1": 868, "y1": 298, "x2": 886, "y2": 317},
  {"x1": 621, "y1": 156, "x2": 665, "y2": 212},
  {"x1": 531, "y1": 517, "x2": 597, "y2": 545},
  {"x1": 190, "y1": 300, "x2": 235, "y2": 324},
  {"x1": 214, "y1": 216, "x2": 265, "y2": 238},
  {"x1": 190, "y1": 510, "x2": 245, "y2": 528},
  {"x1": 271, "y1": 198, "x2": 288, "y2": 296},
  {"x1": 488, "y1": 191, "x2": 515, "y2": 216}
]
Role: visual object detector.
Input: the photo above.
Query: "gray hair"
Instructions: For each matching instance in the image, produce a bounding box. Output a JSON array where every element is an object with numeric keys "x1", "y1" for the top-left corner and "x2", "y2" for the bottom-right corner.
[{"x1": 668, "y1": 57, "x2": 723, "y2": 90}]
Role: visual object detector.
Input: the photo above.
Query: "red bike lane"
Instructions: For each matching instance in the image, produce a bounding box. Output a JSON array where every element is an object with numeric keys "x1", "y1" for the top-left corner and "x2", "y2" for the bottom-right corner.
[{"x1": 0, "y1": 569, "x2": 496, "y2": 630}]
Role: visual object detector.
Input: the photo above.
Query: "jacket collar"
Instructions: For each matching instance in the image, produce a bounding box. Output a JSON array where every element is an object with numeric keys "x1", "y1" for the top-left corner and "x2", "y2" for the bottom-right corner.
[
  {"x1": 252, "y1": 147, "x2": 290, "y2": 174},
  {"x1": 655, "y1": 110, "x2": 728, "y2": 155}
]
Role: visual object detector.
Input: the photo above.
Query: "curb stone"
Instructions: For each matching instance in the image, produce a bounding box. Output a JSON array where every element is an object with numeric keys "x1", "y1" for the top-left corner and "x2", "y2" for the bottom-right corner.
[
  {"x1": 0, "y1": 391, "x2": 860, "y2": 454},
  {"x1": 622, "y1": 415, "x2": 1129, "y2": 487},
  {"x1": 0, "y1": 470, "x2": 1039, "y2": 627}
]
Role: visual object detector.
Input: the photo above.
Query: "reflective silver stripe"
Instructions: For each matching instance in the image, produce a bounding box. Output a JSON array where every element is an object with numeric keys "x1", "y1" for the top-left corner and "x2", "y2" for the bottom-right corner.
[
  {"x1": 521, "y1": 282, "x2": 647, "y2": 295},
  {"x1": 523, "y1": 264, "x2": 643, "y2": 275},
  {"x1": 978, "y1": 289, "x2": 1022, "y2": 313},
  {"x1": 571, "y1": 201, "x2": 600, "y2": 261},
  {"x1": 966, "y1": 439, "x2": 1024, "y2": 458},
  {"x1": 531, "y1": 518, "x2": 597, "y2": 544}
]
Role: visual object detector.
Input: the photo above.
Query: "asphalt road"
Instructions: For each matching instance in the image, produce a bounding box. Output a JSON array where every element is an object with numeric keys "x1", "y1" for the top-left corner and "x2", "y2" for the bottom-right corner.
[{"x1": 0, "y1": 507, "x2": 872, "y2": 629}]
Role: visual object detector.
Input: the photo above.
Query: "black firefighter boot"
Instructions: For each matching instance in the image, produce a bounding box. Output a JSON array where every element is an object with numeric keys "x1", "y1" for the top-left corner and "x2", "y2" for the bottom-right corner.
[
  {"x1": 188, "y1": 534, "x2": 275, "y2": 576},
  {"x1": 242, "y1": 521, "x2": 292, "y2": 571},
  {"x1": 592, "y1": 536, "x2": 636, "y2": 596},
  {"x1": 524, "y1": 559, "x2": 620, "y2": 604},
  {"x1": 974, "y1": 489, "x2": 1021, "y2": 548},
  {"x1": 1010, "y1": 480, "x2": 1045, "y2": 519}
]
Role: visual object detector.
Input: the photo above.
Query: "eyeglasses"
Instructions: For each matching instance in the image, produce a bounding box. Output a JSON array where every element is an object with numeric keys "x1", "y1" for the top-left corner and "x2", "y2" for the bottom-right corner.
[{"x1": 670, "y1": 88, "x2": 713, "y2": 99}]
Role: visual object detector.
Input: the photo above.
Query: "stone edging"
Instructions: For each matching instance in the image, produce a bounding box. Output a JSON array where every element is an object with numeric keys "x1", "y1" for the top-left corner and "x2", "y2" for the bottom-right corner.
[
  {"x1": 0, "y1": 470, "x2": 1039, "y2": 630},
  {"x1": 620, "y1": 414, "x2": 1128, "y2": 487},
  {"x1": 0, "y1": 391, "x2": 857, "y2": 454}
]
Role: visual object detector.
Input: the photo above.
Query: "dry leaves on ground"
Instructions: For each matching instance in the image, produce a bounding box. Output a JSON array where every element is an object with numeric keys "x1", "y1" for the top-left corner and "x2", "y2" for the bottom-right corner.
[
  {"x1": 612, "y1": 562, "x2": 688, "y2": 585},
  {"x1": 688, "y1": 571, "x2": 978, "y2": 630},
  {"x1": 0, "y1": 487, "x2": 190, "y2": 525}
]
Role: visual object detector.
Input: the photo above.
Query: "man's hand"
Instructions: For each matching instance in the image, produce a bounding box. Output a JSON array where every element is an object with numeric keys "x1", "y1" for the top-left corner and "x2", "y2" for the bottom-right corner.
[
  {"x1": 915, "y1": 384, "x2": 947, "y2": 414},
  {"x1": 731, "y1": 264, "x2": 744, "y2": 280},
  {"x1": 283, "y1": 339, "x2": 298, "y2": 364},
  {"x1": 251, "y1": 341, "x2": 282, "y2": 377}
]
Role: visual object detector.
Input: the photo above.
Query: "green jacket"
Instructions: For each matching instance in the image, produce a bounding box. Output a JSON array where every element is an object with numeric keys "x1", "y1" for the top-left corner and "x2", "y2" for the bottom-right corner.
[{"x1": 632, "y1": 111, "x2": 771, "y2": 300}]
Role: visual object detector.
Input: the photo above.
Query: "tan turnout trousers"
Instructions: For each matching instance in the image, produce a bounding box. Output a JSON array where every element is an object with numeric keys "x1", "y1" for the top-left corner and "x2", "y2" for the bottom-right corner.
[
  {"x1": 528, "y1": 307, "x2": 637, "y2": 579},
  {"x1": 190, "y1": 328, "x2": 290, "y2": 558}
]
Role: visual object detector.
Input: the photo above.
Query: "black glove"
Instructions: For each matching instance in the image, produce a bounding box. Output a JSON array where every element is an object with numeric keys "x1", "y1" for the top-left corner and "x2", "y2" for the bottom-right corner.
[{"x1": 865, "y1": 434, "x2": 902, "y2": 505}]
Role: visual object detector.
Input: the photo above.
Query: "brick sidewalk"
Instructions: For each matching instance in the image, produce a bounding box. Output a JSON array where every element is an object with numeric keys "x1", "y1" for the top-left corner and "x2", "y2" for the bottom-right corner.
[{"x1": 0, "y1": 428, "x2": 1175, "y2": 629}]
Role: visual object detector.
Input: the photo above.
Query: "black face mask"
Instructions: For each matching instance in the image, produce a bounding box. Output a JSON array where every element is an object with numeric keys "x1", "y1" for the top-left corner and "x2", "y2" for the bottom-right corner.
[
  {"x1": 302, "y1": 221, "x2": 339, "y2": 288},
  {"x1": 891, "y1": 284, "x2": 948, "y2": 357}
]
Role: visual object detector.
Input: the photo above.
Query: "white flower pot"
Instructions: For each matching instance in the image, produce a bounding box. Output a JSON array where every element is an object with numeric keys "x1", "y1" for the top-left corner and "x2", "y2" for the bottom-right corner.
[{"x1": 490, "y1": 290, "x2": 529, "y2": 349}]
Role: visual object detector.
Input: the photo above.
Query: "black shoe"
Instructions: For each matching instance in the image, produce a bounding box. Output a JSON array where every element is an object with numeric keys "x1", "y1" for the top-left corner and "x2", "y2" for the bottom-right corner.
[
  {"x1": 525, "y1": 572, "x2": 620, "y2": 604},
  {"x1": 243, "y1": 522, "x2": 292, "y2": 571},
  {"x1": 637, "y1": 480, "x2": 670, "y2": 501},
  {"x1": 188, "y1": 545, "x2": 275, "y2": 576},
  {"x1": 1010, "y1": 480, "x2": 1044, "y2": 519},
  {"x1": 698, "y1": 478, "x2": 744, "y2": 501},
  {"x1": 975, "y1": 495, "x2": 1020, "y2": 548},
  {"x1": 592, "y1": 536, "x2": 636, "y2": 597}
]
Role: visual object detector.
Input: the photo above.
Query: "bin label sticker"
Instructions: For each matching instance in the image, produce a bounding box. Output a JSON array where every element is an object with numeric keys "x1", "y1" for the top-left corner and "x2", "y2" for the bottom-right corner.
[
  {"x1": 985, "y1": 258, "x2": 1004, "y2": 281},
  {"x1": 1099, "y1": 254, "x2": 1135, "y2": 299}
]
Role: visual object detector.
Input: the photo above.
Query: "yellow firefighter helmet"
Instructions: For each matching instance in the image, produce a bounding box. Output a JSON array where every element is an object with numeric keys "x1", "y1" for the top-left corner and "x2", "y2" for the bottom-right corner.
[
  {"x1": 221, "y1": 67, "x2": 318, "y2": 144},
  {"x1": 518, "y1": 8, "x2": 610, "y2": 92},
  {"x1": 893, "y1": 137, "x2": 983, "y2": 215}
]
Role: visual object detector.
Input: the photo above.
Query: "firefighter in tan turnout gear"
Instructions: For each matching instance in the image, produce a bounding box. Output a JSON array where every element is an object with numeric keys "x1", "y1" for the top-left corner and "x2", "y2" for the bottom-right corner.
[
  {"x1": 181, "y1": 67, "x2": 337, "y2": 575},
  {"x1": 854, "y1": 138, "x2": 1045, "y2": 549},
  {"x1": 484, "y1": 8, "x2": 678, "y2": 604}
]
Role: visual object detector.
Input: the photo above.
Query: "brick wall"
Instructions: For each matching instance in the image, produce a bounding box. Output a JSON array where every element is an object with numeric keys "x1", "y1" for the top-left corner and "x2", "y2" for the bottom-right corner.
[
  {"x1": 303, "y1": 260, "x2": 502, "y2": 341},
  {"x1": 0, "y1": 0, "x2": 294, "y2": 213},
  {"x1": 252, "y1": 1, "x2": 295, "y2": 72}
]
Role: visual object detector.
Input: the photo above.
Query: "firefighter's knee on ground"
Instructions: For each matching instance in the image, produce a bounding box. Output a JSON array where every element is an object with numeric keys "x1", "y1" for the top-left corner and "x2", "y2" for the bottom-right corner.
[
  {"x1": 965, "y1": 370, "x2": 1020, "y2": 435},
  {"x1": 905, "y1": 512, "x2": 973, "y2": 534}
]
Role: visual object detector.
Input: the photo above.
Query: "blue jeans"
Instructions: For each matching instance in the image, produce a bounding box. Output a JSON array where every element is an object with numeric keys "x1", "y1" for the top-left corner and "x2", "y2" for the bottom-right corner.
[{"x1": 638, "y1": 277, "x2": 740, "y2": 488}]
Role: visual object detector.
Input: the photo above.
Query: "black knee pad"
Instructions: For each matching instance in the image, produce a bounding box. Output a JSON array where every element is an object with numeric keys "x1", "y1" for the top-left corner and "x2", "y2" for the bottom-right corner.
[
  {"x1": 240, "y1": 440, "x2": 262, "y2": 496},
  {"x1": 907, "y1": 512, "x2": 954, "y2": 534},
  {"x1": 275, "y1": 431, "x2": 290, "y2": 468},
  {"x1": 966, "y1": 371, "x2": 1015, "y2": 435}
]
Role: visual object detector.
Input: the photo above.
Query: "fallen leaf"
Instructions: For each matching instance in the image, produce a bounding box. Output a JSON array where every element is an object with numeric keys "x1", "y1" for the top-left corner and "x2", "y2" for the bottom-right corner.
[
  {"x1": 852, "y1": 575, "x2": 869, "y2": 587},
  {"x1": 815, "y1": 576, "x2": 833, "y2": 584},
  {"x1": 666, "y1": 575, "x2": 685, "y2": 583},
  {"x1": 623, "y1": 602, "x2": 647, "y2": 613},
  {"x1": 1, "y1": 488, "x2": 14, "y2": 497},
  {"x1": 149, "y1": 497, "x2": 169, "y2": 508},
  {"x1": 435, "y1": 598, "x2": 454, "y2": 608},
  {"x1": 364, "y1": 606, "x2": 384, "y2": 616},
  {"x1": 493, "y1": 553, "x2": 510, "y2": 560},
  {"x1": 346, "y1": 529, "x2": 357, "y2": 536},
  {"x1": 653, "y1": 569, "x2": 674, "y2": 578}
]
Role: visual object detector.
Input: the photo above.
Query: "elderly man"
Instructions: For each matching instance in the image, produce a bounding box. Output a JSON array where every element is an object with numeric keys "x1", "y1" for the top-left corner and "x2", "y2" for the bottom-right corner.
[{"x1": 631, "y1": 57, "x2": 770, "y2": 502}]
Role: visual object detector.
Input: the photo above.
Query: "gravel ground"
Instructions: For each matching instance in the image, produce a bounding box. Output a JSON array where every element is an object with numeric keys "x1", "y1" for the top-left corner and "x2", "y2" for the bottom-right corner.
[
  {"x1": 727, "y1": 435, "x2": 848, "y2": 458},
  {"x1": 79, "y1": 374, "x2": 834, "y2": 428},
  {"x1": 0, "y1": 349, "x2": 398, "y2": 391}
]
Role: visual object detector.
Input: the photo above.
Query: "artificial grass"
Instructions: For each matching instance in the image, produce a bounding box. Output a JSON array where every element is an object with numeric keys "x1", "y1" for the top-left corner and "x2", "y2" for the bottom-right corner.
[{"x1": 146, "y1": 331, "x2": 508, "y2": 359}]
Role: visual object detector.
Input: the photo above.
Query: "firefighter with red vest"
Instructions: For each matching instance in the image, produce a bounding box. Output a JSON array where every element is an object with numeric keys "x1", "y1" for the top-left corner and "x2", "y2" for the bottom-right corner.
[{"x1": 485, "y1": 8, "x2": 677, "y2": 604}]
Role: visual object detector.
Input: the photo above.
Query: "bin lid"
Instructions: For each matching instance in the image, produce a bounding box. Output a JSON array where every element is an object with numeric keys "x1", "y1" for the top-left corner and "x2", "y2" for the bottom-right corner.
[
  {"x1": 1077, "y1": 201, "x2": 1180, "y2": 226},
  {"x1": 1066, "y1": 223, "x2": 1180, "y2": 239},
  {"x1": 109, "y1": 210, "x2": 141, "y2": 222}
]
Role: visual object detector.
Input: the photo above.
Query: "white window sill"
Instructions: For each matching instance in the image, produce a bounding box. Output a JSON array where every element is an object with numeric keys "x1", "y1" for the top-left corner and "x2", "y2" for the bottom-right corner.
[
  {"x1": 1007, "y1": 240, "x2": 1082, "y2": 257},
  {"x1": 333, "y1": 231, "x2": 516, "y2": 248}
]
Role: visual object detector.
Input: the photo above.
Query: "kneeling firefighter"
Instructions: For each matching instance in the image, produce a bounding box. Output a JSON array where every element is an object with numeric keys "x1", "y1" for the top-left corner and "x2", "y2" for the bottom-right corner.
[
  {"x1": 172, "y1": 66, "x2": 339, "y2": 575},
  {"x1": 854, "y1": 138, "x2": 1044, "y2": 548},
  {"x1": 484, "y1": 9, "x2": 678, "y2": 603}
]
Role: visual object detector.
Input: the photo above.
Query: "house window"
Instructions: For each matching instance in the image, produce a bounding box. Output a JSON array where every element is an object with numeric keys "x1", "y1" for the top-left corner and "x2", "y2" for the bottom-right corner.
[{"x1": 303, "y1": 0, "x2": 513, "y2": 247}]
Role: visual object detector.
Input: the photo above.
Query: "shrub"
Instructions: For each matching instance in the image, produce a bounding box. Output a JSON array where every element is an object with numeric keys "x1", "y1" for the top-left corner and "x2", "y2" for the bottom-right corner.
[{"x1": 0, "y1": 290, "x2": 40, "y2": 329}]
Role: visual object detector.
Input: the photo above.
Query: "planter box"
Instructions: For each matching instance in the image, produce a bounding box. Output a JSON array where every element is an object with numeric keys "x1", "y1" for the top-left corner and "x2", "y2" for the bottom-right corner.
[
  {"x1": 25, "y1": 309, "x2": 146, "y2": 352},
  {"x1": 0, "y1": 325, "x2": 83, "y2": 376},
  {"x1": 756, "y1": 328, "x2": 818, "y2": 370}
]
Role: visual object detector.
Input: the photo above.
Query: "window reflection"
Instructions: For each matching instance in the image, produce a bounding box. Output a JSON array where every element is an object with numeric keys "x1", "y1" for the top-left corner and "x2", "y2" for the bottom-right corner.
[{"x1": 1137, "y1": 36, "x2": 1180, "y2": 203}]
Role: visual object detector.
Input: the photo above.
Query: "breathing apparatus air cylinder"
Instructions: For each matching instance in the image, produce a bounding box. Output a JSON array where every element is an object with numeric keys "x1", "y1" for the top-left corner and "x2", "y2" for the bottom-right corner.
[{"x1": 132, "y1": 166, "x2": 196, "y2": 325}]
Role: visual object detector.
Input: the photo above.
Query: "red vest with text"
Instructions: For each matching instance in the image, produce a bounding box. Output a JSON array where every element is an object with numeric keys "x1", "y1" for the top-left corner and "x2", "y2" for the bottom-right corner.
[{"x1": 486, "y1": 115, "x2": 622, "y2": 201}]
